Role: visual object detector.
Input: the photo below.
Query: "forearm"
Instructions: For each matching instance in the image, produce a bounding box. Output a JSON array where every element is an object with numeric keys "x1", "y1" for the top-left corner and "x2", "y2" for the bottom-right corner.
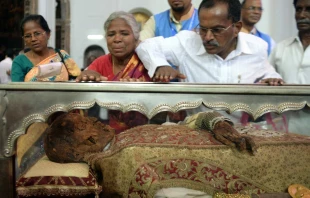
[{"x1": 136, "y1": 37, "x2": 171, "y2": 77}]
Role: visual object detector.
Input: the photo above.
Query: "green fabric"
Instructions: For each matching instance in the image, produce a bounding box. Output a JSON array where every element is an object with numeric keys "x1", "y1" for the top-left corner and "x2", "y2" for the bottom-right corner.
[{"x1": 11, "y1": 54, "x2": 34, "y2": 82}]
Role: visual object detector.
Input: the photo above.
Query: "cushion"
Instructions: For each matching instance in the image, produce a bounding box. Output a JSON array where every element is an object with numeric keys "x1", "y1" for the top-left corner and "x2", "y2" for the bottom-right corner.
[{"x1": 16, "y1": 156, "x2": 102, "y2": 197}]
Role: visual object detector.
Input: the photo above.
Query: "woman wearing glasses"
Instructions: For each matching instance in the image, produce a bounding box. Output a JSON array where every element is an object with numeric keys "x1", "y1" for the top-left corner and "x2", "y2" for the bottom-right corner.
[{"x1": 11, "y1": 14, "x2": 81, "y2": 82}]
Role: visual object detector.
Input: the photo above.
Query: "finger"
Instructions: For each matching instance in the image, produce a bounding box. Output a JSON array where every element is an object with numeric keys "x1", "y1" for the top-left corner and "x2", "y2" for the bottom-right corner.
[
  {"x1": 88, "y1": 75, "x2": 96, "y2": 81},
  {"x1": 177, "y1": 73, "x2": 187, "y2": 79},
  {"x1": 242, "y1": 136, "x2": 258, "y2": 155},
  {"x1": 95, "y1": 76, "x2": 102, "y2": 82},
  {"x1": 75, "y1": 75, "x2": 82, "y2": 82},
  {"x1": 214, "y1": 133, "x2": 235, "y2": 147},
  {"x1": 100, "y1": 76, "x2": 108, "y2": 81},
  {"x1": 237, "y1": 137, "x2": 247, "y2": 151},
  {"x1": 81, "y1": 75, "x2": 89, "y2": 81}
]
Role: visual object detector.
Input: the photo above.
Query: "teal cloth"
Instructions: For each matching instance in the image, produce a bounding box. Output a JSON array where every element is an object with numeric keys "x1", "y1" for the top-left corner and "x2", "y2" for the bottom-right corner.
[{"x1": 11, "y1": 54, "x2": 34, "y2": 82}]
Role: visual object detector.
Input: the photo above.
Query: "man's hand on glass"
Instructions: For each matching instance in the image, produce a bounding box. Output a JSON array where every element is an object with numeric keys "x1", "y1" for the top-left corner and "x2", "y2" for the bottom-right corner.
[
  {"x1": 259, "y1": 78, "x2": 284, "y2": 86},
  {"x1": 153, "y1": 66, "x2": 186, "y2": 82}
]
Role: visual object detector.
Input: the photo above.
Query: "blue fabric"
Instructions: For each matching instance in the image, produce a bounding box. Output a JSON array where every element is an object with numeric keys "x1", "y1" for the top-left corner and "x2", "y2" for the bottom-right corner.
[
  {"x1": 154, "y1": 9, "x2": 199, "y2": 38},
  {"x1": 154, "y1": 9, "x2": 199, "y2": 82},
  {"x1": 255, "y1": 30, "x2": 272, "y2": 55}
]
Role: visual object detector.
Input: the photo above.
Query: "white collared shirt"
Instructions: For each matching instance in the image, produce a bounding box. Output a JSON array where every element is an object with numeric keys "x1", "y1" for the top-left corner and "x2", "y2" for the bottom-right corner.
[
  {"x1": 269, "y1": 36, "x2": 310, "y2": 84},
  {"x1": 136, "y1": 31, "x2": 281, "y2": 83}
]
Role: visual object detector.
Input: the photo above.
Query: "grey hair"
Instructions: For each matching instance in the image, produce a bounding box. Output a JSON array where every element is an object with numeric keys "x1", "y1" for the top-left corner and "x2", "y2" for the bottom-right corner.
[{"x1": 104, "y1": 11, "x2": 140, "y2": 40}]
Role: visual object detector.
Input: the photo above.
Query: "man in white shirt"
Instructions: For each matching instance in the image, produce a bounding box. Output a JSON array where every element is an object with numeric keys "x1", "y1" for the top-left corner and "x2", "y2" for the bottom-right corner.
[
  {"x1": 269, "y1": 0, "x2": 310, "y2": 84},
  {"x1": 0, "y1": 49, "x2": 14, "y2": 84},
  {"x1": 240, "y1": 0, "x2": 276, "y2": 55},
  {"x1": 136, "y1": 0, "x2": 283, "y2": 85},
  {"x1": 269, "y1": 0, "x2": 310, "y2": 136}
]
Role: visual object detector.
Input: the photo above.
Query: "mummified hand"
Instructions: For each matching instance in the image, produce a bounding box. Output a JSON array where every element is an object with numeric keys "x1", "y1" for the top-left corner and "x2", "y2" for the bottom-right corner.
[{"x1": 213, "y1": 121, "x2": 257, "y2": 155}]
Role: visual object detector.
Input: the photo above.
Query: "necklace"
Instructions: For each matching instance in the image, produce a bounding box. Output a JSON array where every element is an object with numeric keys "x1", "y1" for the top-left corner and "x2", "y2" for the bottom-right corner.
[{"x1": 112, "y1": 58, "x2": 125, "y2": 75}]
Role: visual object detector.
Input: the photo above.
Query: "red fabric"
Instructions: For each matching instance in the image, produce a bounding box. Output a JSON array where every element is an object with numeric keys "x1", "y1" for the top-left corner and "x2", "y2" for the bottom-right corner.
[
  {"x1": 88, "y1": 53, "x2": 151, "y2": 81},
  {"x1": 16, "y1": 171, "x2": 102, "y2": 197},
  {"x1": 88, "y1": 53, "x2": 150, "y2": 133},
  {"x1": 88, "y1": 54, "x2": 114, "y2": 81}
]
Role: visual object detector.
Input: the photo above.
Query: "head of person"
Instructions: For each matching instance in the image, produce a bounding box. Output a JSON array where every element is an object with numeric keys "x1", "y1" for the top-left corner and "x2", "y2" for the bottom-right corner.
[
  {"x1": 293, "y1": 0, "x2": 310, "y2": 32},
  {"x1": 44, "y1": 113, "x2": 115, "y2": 163},
  {"x1": 103, "y1": 11, "x2": 140, "y2": 61},
  {"x1": 168, "y1": 0, "x2": 192, "y2": 13},
  {"x1": 241, "y1": 0, "x2": 263, "y2": 26},
  {"x1": 87, "y1": 55, "x2": 97, "y2": 66},
  {"x1": 20, "y1": 14, "x2": 51, "y2": 53},
  {"x1": 197, "y1": 0, "x2": 242, "y2": 59},
  {"x1": 5, "y1": 49, "x2": 14, "y2": 59}
]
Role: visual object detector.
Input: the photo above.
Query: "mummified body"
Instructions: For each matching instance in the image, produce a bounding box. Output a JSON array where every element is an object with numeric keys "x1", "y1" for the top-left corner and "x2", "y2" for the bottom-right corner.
[{"x1": 44, "y1": 112, "x2": 257, "y2": 163}]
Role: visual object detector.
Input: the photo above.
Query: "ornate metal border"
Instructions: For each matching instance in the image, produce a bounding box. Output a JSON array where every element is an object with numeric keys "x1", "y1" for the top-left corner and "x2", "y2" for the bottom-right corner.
[{"x1": 3, "y1": 100, "x2": 310, "y2": 157}]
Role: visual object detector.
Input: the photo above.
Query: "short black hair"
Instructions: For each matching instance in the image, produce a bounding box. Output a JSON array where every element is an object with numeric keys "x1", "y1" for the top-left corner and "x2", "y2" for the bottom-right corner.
[
  {"x1": 293, "y1": 0, "x2": 298, "y2": 8},
  {"x1": 241, "y1": 0, "x2": 246, "y2": 7},
  {"x1": 198, "y1": 0, "x2": 241, "y2": 23},
  {"x1": 20, "y1": 14, "x2": 51, "y2": 35},
  {"x1": 5, "y1": 49, "x2": 14, "y2": 59}
]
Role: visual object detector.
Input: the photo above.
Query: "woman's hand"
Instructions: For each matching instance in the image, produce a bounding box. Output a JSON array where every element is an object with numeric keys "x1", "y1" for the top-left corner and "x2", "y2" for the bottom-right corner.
[{"x1": 75, "y1": 70, "x2": 107, "y2": 82}]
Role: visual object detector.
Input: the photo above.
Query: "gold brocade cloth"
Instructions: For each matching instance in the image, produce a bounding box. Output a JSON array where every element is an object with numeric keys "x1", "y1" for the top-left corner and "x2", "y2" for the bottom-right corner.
[{"x1": 85, "y1": 125, "x2": 310, "y2": 198}]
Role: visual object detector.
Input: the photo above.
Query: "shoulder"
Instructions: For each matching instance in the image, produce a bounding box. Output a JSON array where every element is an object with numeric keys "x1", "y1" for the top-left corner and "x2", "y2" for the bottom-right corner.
[
  {"x1": 154, "y1": 9, "x2": 170, "y2": 18},
  {"x1": 89, "y1": 54, "x2": 110, "y2": 67},
  {"x1": 276, "y1": 37, "x2": 297, "y2": 47},
  {"x1": 176, "y1": 30, "x2": 199, "y2": 40},
  {"x1": 13, "y1": 54, "x2": 27, "y2": 63},
  {"x1": 94, "y1": 54, "x2": 110, "y2": 62},
  {"x1": 239, "y1": 32, "x2": 268, "y2": 52}
]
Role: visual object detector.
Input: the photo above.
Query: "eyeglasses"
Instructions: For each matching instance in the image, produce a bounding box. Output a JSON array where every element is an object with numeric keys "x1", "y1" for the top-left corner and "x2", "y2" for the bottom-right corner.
[
  {"x1": 295, "y1": 7, "x2": 310, "y2": 14},
  {"x1": 22, "y1": 31, "x2": 46, "y2": 40},
  {"x1": 195, "y1": 23, "x2": 234, "y2": 37},
  {"x1": 242, "y1": 6, "x2": 263, "y2": 12}
]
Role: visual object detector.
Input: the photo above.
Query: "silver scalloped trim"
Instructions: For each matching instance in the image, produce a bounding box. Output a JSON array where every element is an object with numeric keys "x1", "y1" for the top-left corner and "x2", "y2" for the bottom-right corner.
[
  {"x1": 96, "y1": 101, "x2": 148, "y2": 117},
  {"x1": 254, "y1": 102, "x2": 307, "y2": 119},
  {"x1": 4, "y1": 100, "x2": 96, "y2": 157},
  {"x1": 203, "y1": 102, "x2": 231, "y2": 112},
  {"x1": 148, "y1": 100, "x2": 202, "y2": 118},
  {"x1": 3, "y1": 100, "x2": 308, "y2": 157}
]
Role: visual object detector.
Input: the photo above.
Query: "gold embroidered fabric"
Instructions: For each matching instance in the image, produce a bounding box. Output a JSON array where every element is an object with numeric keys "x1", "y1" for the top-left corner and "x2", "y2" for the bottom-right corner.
[{"x1": 85, "y1": 125, "x2": 310, "y2": 198}]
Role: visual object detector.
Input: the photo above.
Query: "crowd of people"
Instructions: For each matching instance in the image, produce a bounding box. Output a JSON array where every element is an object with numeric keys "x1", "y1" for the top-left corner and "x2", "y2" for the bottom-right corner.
[
  {"x1": 0, "y1": 0, "x2": 308, "y2": 131},
  {"x1": 0, "y1": 0, "x2": 307, "y2": 85}
]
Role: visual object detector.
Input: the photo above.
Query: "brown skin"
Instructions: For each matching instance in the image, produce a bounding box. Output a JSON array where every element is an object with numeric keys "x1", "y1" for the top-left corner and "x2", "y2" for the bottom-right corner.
[
  {"x1": 23, "y1": 21, "x2": 55, "y2": 66},
  {"x1": 241, "y1": 0, "x2": 263, "y2": 32},
  {"x1": 213, "y1": 121, "x2": 257, "y2": 155},
  {"x1": 168, "y1": 0, "x2": 192, "y2": 20},
  {"x1": 295, "y1": 0, "x2": 310, "y2": 50},
  {"x1": 76, "y1": 18, "x2": 138, "y2": 82}
]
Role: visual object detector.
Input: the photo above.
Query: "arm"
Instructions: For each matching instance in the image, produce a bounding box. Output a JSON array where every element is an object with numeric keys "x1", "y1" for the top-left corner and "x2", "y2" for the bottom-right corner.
[
  {"x1": 135, "y1": 35, "x2": 186, "y2": 81},
  {"x1": 183, "y1": 111, "x2": 257, "y2": 155},
  {"x1": 139, "y1": 16, "x2": 156, "y2": 41},
  {"x1": 11, "y1": 57, "x2": 26, "y2": 82}
]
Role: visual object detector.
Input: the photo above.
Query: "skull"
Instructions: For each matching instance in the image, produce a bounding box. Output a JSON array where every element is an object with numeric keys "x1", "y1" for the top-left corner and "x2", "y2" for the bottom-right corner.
[{"x1": 44, "y1": 112, "x2": 115, "y2": 163}]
